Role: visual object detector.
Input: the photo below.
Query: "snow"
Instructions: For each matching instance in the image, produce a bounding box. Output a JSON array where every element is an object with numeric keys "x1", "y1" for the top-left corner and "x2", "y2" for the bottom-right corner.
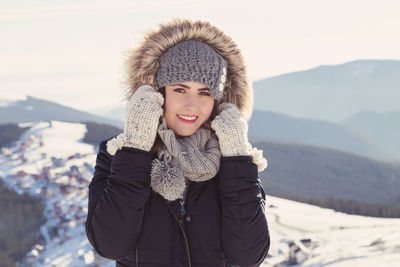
[
  {"x1": 264, "y1": 196, "x2": 400, "y2": 266},
  {"x1": 18, "y1": 122, "x2": 34, "y2": 128},
  {"x1": 0, "y1": 120, "x2": 399, "y2": 267},
  {"x1": 20, "y1": 121, "x2": 94, "y2": 158}
]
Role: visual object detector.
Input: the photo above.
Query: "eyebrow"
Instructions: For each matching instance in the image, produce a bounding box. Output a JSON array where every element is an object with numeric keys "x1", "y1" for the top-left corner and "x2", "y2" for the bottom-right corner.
[{"x1": 169, "y1": 83, "x2": 210, "y2": 91}]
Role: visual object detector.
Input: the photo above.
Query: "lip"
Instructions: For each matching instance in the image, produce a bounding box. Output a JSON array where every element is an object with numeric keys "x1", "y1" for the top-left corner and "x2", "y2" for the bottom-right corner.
[{"x1": 177, "y1": 114, "x2": 198, "y2": 123}]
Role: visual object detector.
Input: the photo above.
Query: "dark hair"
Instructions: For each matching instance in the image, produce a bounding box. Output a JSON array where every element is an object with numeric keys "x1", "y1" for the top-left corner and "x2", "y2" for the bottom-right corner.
[{"x1": 149, "y1": 86, "x2": 219, "y2": 158}]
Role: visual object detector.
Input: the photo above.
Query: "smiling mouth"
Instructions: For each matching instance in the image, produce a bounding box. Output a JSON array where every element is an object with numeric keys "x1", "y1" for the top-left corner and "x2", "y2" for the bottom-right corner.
[{"x1": 177, "y1": 114, "x2": 198, "y2": 123}]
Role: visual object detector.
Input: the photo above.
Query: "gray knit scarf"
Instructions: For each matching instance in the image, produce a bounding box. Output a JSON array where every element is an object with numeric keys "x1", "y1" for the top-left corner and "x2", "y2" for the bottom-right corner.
[{"x1": 150, "y1": 118, "x2": 221, "y2": 201}]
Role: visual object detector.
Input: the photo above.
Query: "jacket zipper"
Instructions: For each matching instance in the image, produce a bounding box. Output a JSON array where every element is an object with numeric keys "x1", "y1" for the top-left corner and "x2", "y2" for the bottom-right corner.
[
  {"x1": 166, "y1": 199, "x2": 192, "y2": 267},
  {"x1": 180, "y1": 199, "x2": 186, "y2": 217}
]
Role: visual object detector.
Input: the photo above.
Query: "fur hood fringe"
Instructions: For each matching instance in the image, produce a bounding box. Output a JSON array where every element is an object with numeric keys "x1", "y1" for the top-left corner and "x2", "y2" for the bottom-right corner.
[{"x1": 122, "y1": 18, "x2": 254, "y2": 122}]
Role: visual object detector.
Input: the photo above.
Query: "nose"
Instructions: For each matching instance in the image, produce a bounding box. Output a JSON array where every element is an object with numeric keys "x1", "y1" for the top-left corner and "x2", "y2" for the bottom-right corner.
[{"x1": 184, "y1": 94, "x2": 199, "y2": 110}]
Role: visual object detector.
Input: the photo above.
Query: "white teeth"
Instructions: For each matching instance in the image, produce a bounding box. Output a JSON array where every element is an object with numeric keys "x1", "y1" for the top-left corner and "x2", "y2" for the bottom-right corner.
[{"x1": 178, "y1": 115, "x2": 197, "y2": 121}]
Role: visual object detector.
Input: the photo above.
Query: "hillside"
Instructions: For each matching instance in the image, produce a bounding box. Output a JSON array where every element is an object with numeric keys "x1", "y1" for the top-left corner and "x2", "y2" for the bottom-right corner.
[
  {"x1": 256, "y1": 141, "x2": 400, "y2": 210},
  {"x1": 0, "y1": 123, "x2": 30, "y2": 149},
  {"x1": 0, "y1": 121, "x2": 114, "y2": 267},
  {"x1": 248, "y1": 109, "x2": 390, "y2": 162}
]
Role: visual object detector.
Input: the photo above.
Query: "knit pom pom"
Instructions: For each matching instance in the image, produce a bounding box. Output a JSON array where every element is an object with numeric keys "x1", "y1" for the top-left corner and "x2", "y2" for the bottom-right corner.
[
  {"x1": 106, "y1": 133, "x2": 128, "y2": 155},
  {"x1": 150, "y1": 159, "x2": 186, "y2": 201},
  {"x1": 250, "y1": 146, "x2": 268, "y2": 172}
]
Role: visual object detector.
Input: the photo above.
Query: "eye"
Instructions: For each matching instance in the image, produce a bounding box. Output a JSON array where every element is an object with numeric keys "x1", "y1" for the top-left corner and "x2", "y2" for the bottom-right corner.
[
  {"x1": 200, "y1": 91, "x2": 211, "y2": 96},
  {"x1": 173, "y1": 88, "x2": 185, "y2": 93}
]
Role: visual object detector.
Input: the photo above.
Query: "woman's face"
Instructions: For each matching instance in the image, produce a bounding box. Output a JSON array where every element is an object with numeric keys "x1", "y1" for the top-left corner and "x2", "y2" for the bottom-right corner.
[{"x1": 164, "y1": 81, "x2": 214, "y2": 137}]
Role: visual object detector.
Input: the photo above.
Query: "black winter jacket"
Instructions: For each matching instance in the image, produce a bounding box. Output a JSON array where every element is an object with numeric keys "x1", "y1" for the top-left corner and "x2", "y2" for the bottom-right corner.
[{"x1": 86, "y1": 138, "x2": 270, "y2": 267}]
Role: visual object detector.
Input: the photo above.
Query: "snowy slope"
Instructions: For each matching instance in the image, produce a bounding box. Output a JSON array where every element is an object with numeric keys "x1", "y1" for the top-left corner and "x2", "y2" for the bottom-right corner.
[
  {"x1": 264, "y1": 197, "x2": 400, "y2": 266},
  {"x1": 0, "y1": 121, "x2": 114, "y2": 267},
  {"x1": 0, "y1": 120, "x2": 399, "y2": 267}
]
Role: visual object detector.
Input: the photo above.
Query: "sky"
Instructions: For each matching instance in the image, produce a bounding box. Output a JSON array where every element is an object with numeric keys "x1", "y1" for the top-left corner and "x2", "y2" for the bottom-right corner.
[{"x1": 1, "y1": 0, "x2": 400, "y2": 112}]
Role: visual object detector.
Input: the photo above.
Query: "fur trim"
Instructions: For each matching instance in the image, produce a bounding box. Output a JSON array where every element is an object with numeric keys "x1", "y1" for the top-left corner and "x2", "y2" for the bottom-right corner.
[
  {"x1": 250, "y1": 146, "x2": 268, "y2": 172},
  {"x1": 122, "y1": 18, "x2": 254, "y2": 122},
  {"x1": 106, "y1": 133, "x2": 128, "y2": 155}
]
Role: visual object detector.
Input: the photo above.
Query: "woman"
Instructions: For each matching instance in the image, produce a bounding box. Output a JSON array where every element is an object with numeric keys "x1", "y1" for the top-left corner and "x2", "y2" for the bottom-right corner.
[{"x1": 86, "y1": 19, "x2": 270, "y2": 267}]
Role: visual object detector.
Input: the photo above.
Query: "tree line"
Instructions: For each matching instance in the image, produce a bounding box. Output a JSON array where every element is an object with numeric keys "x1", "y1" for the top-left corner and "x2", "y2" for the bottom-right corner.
[{"x1": 0, "y1": 179, "x2": 45, "y2": 267}]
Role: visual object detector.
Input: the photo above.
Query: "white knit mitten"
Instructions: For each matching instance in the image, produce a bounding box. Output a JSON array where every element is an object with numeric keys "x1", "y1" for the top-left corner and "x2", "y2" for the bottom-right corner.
[
  {"x1": 106, "y1": 85, "x2": 164, "y2": 155},
  {"x1": 211, "y1": 102, "x2": 268, "y2": 172}
]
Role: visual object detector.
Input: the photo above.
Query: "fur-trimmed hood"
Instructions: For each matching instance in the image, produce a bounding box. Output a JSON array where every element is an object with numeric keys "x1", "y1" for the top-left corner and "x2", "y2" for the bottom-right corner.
[{"x1": 122, "y1": 18, "x2": 254, "y2": 122}]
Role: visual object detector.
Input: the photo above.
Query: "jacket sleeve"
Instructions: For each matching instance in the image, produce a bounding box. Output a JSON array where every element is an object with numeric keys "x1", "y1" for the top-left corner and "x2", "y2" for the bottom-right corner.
[
  {"x1": 218, "y1": 155, "x2": 270, "y2": 267},
  {"x1": 85, "y1": 139, "x2": 152, "y2": 260}
]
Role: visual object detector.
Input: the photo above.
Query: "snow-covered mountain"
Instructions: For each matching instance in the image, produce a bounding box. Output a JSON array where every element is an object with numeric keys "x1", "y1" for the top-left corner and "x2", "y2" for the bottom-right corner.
[
  {"x1": 248, "y1": 110, "x2": 393, "y2": 163},
  {"x1": 0, "y1": 120, "x2": 399, "y2": 266},
  {"x1": 88, "y1": 104, "x2": 125, "y2": 121},
  {"x1": 0, "y1": 95, "x2": 123, "y2": 128},
  {"x1": 253, "y1": 59, "x2": 400, "y2": 122}
]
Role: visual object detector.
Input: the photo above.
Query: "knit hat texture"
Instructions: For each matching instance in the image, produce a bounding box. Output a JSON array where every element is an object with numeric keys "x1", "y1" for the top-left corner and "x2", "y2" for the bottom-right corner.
[{"x1": 156, "y1": 40, "x2": 228, "y2": 102}]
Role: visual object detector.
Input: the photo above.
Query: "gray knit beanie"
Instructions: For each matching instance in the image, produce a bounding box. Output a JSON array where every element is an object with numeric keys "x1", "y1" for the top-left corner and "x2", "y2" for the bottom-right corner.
[{"x1": 156, "y1": 40, "x2": 228, "y2": 102}]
